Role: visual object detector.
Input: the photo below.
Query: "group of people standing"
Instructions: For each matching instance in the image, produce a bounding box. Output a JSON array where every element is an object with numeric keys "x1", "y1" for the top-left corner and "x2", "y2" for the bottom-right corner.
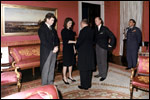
[{"x1": 38, "y1": 13, "x2": 142, "y2": 90}]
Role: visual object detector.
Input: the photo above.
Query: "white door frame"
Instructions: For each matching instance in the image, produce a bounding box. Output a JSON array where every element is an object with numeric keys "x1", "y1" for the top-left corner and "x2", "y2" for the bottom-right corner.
[{"x1": 78, "y1": 1, "x2": 104, "y2": 32}]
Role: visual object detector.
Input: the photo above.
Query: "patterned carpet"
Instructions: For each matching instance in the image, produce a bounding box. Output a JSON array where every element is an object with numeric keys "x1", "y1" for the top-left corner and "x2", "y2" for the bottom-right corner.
[{"x1": 1, "y1": 63, "x2": 149, "y2": 99}]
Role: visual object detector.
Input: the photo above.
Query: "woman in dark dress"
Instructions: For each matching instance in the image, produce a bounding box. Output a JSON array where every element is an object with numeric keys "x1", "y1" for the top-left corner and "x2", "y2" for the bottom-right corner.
[{"x1": 61, "y1": 18, "x2": 76, "y2": 84}]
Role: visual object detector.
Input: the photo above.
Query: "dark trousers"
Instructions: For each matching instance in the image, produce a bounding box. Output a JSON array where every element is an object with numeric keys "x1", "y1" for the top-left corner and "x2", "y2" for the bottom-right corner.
[
  {"x1": 96, "y1": 44, "x2": 108, "y2": 78},
  {"x1": 126, "y1": 48, "x2": 138, "y2": 68},
  {"x1": 80, "y1": 70, "x2": 92, "y2": 88}
]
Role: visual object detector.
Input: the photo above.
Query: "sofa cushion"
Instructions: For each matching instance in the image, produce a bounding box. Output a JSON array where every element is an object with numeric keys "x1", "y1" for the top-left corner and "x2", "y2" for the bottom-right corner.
[
  {"x1": 10, "y1": 45, "x2": 40, "y2": 63},
  {"x1": 16, "y1": 58, "x2": 40, "y2": 70},
  {"x1": 1, "y1": 71, "x2": 21, "y2": 86},
  {"x1": 132, "y1": 76, "x2": 149, "y2": 89}
]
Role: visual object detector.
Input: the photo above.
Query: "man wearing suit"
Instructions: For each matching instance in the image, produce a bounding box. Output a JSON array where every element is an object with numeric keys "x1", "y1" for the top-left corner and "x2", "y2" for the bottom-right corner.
[
  {"x1": 126, "y1": 19, "x2": 142, "y2": 70},
  {"x1": 38, "y1": 13, "x2": 59, "y2": 85},
  {"x1": 76, "y1": 19, "x2": 95, "y2": 90},
  {"x1": 94, "y1": 17, "x2": 116, "y2": 81}
]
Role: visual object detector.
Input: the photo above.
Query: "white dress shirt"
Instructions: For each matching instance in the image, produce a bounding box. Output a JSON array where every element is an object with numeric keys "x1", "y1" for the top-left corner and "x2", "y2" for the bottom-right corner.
[
  {"x1": 98, "y1": 24, "x2": 102, "y2": 31},
  {"x1": 45, "y1": 22, "x2": 52, "y2": 30}
]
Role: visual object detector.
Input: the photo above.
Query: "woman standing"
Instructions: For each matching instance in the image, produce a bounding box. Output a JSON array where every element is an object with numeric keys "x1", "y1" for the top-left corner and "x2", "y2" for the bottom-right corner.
[{"x1": 61, "y1": 18, "x2": 76, "y2": 84}]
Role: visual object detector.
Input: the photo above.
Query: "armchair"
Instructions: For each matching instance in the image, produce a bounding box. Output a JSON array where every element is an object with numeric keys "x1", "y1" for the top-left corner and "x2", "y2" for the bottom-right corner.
[
  {"x1": 1, "y1": 61, "x2": 22, "y2": 92},
  {"x1": 130, "y1": 56, "x2": 149, "y2": 99}
]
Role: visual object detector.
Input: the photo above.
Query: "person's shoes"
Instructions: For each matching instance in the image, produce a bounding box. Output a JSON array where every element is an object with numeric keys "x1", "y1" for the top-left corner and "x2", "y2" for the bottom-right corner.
[
  {"x1": 68, "y1": 77, "x2": 76, "y2": 82},
  {"x1": 78, "y1": 86, "x2": 88, "y2": 90},
  {"x1": 94, "y1": 74, "x2": 101, "y2": 78},
  {"x1": 100, "y1": 78, "x2": 106, "y2": 81},
  {"x1": 125, "y1": 68, "x2": 131, "y2": 70},
  {"x1": 88, "y1": 86, "x2": 91, "y2": 88},
  {"x1": 63, "y1": 79, "x2": 69, "y2": 85}
]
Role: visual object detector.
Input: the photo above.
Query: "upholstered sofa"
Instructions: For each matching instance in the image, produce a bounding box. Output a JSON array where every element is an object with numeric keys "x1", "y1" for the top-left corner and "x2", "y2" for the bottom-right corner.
[
  {"x1": 2, "y1": 85, "x2": 59, "y2": 99},
  {"x1": 10, "y1": 44, "x2": 40, "y2": 76},
  {"x1": 9, "y1": 43, "x2": 63, "y2": 76}
]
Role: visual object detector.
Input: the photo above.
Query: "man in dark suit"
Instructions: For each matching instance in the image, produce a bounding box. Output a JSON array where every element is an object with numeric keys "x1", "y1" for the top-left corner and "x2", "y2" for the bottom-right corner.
[
  {"x1": 126, "y1": 19, "x2": 142, "y2": 70},
  {"x1": 38, "y1": 13, "x2": 59, "y2": 85},
  {"x1": 76, "y1": 19, "x2": 95, "y2": 90},
  {"x1": 94, "y1": 17, "x2": 116, "y2": 81}
]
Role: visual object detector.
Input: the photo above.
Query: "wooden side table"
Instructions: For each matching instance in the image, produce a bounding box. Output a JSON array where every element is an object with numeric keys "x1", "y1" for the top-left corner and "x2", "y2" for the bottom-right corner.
[
  {"x1": 138, "y1": 52, "x2": 149, "y2": 57},
  {"x1": 1, "y1": 63, "x2": 11, "y2": 71}
]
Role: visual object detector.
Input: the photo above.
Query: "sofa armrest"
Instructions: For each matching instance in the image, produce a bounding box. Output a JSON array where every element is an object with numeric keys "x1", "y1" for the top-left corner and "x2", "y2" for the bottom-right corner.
[
  {"x1": 1, "y1": 61, "x2": 21, "y2": 79},
  {"x1": 1, "y1": 65, "x2": 20, "y2": 76}
]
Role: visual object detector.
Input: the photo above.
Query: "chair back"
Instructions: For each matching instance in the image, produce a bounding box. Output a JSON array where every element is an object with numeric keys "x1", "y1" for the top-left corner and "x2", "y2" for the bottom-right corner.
[{"x1": 137, "y1": 56, "x2": 149, "y2": 75}]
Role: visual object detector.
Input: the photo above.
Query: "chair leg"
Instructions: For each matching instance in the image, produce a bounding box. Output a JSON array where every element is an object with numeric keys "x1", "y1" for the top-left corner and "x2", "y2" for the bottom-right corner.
[
  {"x1": 17, "y1": 80, "x2": 21, "y2": 92},
  {"x1": 17, "y1": 84, "x2": 21, "y2": 92},
  {"x1": 15, "y1": 67, "x2": 22, "y2": 92},
  {"x1": 130, "y1": 84, "x2": 134, "y2": 99},
  {"x1": 32, "y1": 67, "x2": 35, "y2": 77}
]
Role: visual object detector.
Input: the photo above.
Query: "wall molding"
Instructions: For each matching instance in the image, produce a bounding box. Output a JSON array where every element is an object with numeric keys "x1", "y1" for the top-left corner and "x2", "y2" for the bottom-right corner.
[{"x1": 1, "y1": 40, "x2": 40, "y2": 47}]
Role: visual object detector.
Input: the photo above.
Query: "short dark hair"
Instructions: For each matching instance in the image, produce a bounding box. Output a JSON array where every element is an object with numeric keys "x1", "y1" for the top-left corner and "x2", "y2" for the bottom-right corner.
[
  {"x1": 95, "y1": 17, "x2": 104, "y2": 25},
  {"x1": 129, "y1": 19, "x2": 136, "y2": 26},
  {"x1": 81, "y1": 19, "x2": 89, "y2": 25},
  {"x1": 64, "y1": 17, "x2": 75, "y2": 30},
  {"x1": 44, "y1": 13, "x2": 56, "y2": 22}
]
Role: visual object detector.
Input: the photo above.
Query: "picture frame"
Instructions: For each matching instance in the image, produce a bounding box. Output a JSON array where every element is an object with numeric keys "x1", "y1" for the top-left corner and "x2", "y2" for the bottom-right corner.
[{"x1": 1, "y1": 4, "x2": 57, "y2": 36}]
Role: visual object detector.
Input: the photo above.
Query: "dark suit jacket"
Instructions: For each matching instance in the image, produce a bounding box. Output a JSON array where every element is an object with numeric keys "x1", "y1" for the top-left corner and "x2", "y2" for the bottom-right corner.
[
  {"x1": 126, "y1": 26, "x2": 142, "y2": 51},
  {"x1": 38, "y1": 22, "x2": 59, "y2": 71},
  {"x1": 95, "y1": 25, "x2": 116, "y2": 50},
  {"x1": 76, "y1": 26, "x2": 95, "y2": 71}
]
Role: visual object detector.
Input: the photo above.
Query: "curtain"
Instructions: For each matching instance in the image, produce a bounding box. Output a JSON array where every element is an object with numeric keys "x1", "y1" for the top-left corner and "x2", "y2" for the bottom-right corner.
[{"x1": 120, "y1": 1, "x2": 143, "y2": 55}]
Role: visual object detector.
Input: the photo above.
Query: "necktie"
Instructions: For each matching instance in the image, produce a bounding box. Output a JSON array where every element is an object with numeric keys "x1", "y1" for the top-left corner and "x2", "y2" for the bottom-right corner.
[{"x1": 49, "y1": 26, "x2": 52, "y2": 30}]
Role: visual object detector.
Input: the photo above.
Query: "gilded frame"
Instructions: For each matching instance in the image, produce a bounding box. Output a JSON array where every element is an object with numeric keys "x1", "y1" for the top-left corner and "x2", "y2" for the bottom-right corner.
[{"x1": 1, "y1": 4, "x2": 57, "y2": 36}]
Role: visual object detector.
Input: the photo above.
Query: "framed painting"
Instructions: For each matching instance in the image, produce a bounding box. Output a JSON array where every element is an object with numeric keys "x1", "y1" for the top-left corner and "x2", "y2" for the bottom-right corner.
[{"x1": 1, "y1": 4, "x2": 57, "y2": 36}]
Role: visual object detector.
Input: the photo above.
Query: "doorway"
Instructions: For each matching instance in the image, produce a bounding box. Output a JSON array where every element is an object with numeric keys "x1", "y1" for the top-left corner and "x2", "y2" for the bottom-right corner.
[{"x1": 82, "y1": 2, "x2": 101, "y2": 29}]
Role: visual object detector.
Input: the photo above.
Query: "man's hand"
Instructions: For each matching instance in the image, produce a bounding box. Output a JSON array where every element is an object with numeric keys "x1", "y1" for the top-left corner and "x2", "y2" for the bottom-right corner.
[
  {"x1": 108, "y1": 45, "x2": 112, "y2": 48},
  {"x1": 108, "y1": 44, "x2": 113, "y2": 51},
  {"x1": 53, "y1": 46, "x2": 58, "y2": 53}
]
